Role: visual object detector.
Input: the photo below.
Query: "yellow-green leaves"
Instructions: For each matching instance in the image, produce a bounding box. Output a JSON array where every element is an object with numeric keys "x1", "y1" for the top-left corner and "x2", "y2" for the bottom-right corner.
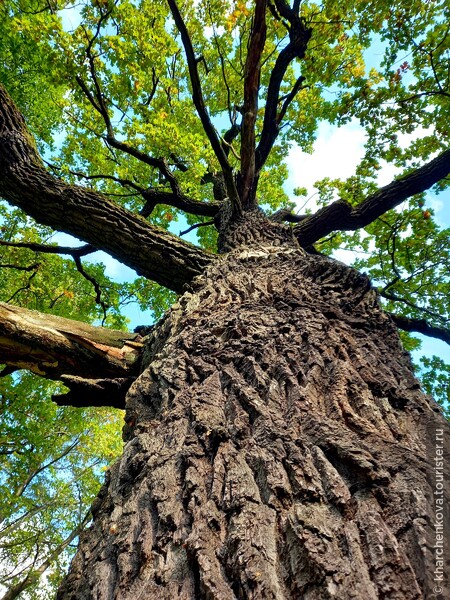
[{"x1": 0, "y1": 373, "x2": 123, "y2": 599}]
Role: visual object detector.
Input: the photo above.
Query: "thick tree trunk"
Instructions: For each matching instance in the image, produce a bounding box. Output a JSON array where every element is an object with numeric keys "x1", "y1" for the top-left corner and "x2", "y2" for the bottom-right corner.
[{"x1": 57, "y1": 247, "x2": 449, "y2": 599}]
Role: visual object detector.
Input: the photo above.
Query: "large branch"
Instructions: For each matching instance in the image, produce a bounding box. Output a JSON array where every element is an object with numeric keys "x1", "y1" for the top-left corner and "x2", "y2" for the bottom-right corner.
[
  {"x1": 255, "y1": 1, "x2": 311, "y2": 173},
  {"x1": 167, "y1": 0, "x2": 241, "y2": 211},
  {"x1": 294, "y1": 148, "x2": 450, "y2": 247},
  {"x1": 0, "y1": 302, "x2": 142, "y2": 380},
  {"x1": 389, "y1": 312, "x2": 450, "y2": 346},
  {"x1": 0, "y1": 85, "x2": 214, "y2": 293},
  {"x1": 240, "y1": 0, "x2": 267, "y2": 208}
]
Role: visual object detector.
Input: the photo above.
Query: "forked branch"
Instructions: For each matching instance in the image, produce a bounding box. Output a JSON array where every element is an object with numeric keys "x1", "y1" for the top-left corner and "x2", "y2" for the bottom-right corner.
[
  {"x1": 46, "y1": 163, "x2": 220, "y2": 218},
  {"x1": 256, "y1": 0, "x2": 311, "y2": 173},
  {"x1": 76, "y1": 71, "x2": 181, "y2": 195},
  {"x1": 0, "y1": 84, "x2": 214, "y2": 293},
  {"x1": 75, "y1": 12, "x2": 183, "y2": 195},
  {"x1": 140, "y1": 190, "x2": 221, "y2": 218}
]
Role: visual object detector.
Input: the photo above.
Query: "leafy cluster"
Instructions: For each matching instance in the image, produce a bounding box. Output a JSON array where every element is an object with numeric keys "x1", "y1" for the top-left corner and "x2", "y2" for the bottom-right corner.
[{"x1": 0, "y1": 373, "x2": 123, "y2": 600}]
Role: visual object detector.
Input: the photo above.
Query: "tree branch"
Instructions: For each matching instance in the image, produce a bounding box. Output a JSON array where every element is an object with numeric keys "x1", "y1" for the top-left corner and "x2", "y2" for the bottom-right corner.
[
  {"x1": 0, "y1": 240, "x2": 95, "y2": 257},
  {"x1": 277, "y1": 74, "x2": 306, "y2": 122},
  {"x1": 255, "y1": 2, "x2": 311, "y2": 173},
  {"x1": 76, "y1": 25, "x2": 182, "y2": 195},
  {"x1": 0, "y1": 261, "x2": 40, "y2": 271},
  {"x1": 379, "y1": 288, "x2": 446, "y2": 323},
  {"x1": 139, "y1": 190, "x2": 221, "y2": 218},
  {"x1": 222, "y1": 122, "x2": 242, "y2": 158},
  {"x1": 167, "y1": 0, "x2": 241, "y2": 211},
  {"x1": 72, "y1": 255, "x2": 109, "y2": 325},
  {"x1": 6, "y1": 269, "x2": 39, "y2": 303},
  {"x1": 269, "y1": 207, "x2": 307, "y2": 222},
  {"x1": 46, "y1": 161, "x2": 147, "y2": 194},
  {"x1": 240, "y1": 0, "x2": 267, "y2": 208},
  {"x1": 180, "y1": 220, "x2": 215, "y2": 237},
  {"x1": 14, "y1": 440, "x2": 80, "y2": 499},
  {"x1": 53, "y1": 375, "x2": 134, "y2": 409},
  {"x1": 294, "y1": 148, "x2": 450, "y2": 247},
  {"x1": 0, "y1": 84, "x2": 214, "y2": 293},
  {"x1": 102, "y1": 133, "x2": 181, "y2": 195},
  {"x1": 0, "y1": 302, "x2": 142, "y2": 380},
  {"x1": 0, "y1": 240, "x2": 110, "y2": 321},
  {"x1": 389, "y1": 313, "x2": 450, "y2": 346},
  {"x1": 46, "y1": 162, "x2": 220, "y2": 219}
]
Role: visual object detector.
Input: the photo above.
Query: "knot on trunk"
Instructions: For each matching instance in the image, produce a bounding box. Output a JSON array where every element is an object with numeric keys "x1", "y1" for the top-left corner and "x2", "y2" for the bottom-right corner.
[{"x1": 217, "y1": 206, "x2": 299, "y2": 253}]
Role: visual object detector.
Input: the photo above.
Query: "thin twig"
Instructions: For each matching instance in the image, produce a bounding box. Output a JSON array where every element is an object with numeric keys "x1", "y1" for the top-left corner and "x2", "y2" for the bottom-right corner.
[
  {"x1": 0, "y1": 262, "x2": 40, "y2": 271},
  {"x1": 73, "y1": 256, "x2": 109, "y2": 325},
  {"x1": 180, "y1": 220, "x2": 215, "y2": 236},
  {"x1": 0, "y1": 240, "x2": 95, "y2": 257}
]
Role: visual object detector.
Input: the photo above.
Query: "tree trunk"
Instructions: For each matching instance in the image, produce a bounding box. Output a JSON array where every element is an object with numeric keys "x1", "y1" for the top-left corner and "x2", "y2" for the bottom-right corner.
[{"x1": 56, "y1": 246, "x2": 450, "y2": 599}]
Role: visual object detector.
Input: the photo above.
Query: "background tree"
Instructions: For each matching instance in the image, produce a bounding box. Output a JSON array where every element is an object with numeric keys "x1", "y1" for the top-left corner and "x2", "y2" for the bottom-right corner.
[{"x1": 0, "y1": 0, "x2": 449, "y2": 598}]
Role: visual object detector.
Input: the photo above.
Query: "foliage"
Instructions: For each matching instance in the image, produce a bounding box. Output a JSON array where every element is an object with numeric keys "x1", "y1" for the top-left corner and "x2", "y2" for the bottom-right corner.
[
  {"x1": 0, "y1": 0, "x2": 449, "y2": 595},
  {"x1": 419, "y1": 355, "x2": 450, "y2": 419},
  {"x1": 0, "y1": 373, "x2": 123, "y2": 600}
]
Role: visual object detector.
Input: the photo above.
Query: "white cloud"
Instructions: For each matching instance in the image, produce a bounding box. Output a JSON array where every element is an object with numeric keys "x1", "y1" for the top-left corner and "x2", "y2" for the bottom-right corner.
[
  {"x1": 60, "y1": 5, "x2": 83, "y2": 32},
  {"x1": 285, "y1": 120, "x2": 449, "y2": 226},
  {"x1": 285, "y1": 120, "x2": 366, "y2": 212},
  {"x1": 204, "y1": 25, "x2": 225, "y2": 39},
  {"x1": 429, "y1": 195, "x2": 445, "y2": 214}
]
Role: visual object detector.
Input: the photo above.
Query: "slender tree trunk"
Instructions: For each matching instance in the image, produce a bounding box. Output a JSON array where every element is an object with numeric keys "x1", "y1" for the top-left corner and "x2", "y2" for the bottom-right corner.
[{"x1": 57, "y1": 245, "x2": 450, "y2": 599}]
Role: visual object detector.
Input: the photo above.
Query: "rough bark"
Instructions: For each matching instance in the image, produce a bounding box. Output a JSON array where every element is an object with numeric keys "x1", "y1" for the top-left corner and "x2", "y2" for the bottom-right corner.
[{"x1": 57, "y1": 246, "x2": 450, "y2": 600}]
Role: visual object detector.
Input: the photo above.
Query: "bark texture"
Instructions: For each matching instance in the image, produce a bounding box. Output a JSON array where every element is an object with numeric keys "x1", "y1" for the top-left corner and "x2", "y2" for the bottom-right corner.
[{"x1": 57, "y1": 247, "x2": 450, "y2": 599}]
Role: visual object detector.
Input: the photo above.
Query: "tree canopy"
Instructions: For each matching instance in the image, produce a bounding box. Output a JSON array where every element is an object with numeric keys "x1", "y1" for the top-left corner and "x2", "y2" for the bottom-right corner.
[{"x1": 0, "y1": 0, "x2": 449, "y2": 596}]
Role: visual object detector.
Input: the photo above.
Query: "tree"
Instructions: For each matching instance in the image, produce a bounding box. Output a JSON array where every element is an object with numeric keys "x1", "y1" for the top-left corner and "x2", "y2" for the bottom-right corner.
[{"x1": 0, "y1": 0, "x2": 450, "y2": 597}]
